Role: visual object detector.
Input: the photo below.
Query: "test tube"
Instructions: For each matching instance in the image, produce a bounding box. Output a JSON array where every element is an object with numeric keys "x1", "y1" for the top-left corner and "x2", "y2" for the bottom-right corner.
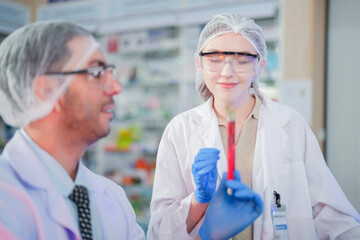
[{"x1": 227, "y1": 108, "x2": 235, "y2": 180}]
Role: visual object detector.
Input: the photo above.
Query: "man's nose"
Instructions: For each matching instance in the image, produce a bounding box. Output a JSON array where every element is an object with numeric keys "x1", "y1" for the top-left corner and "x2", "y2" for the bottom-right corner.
[{"x1": 104, "y1": 78, "x2": 122, "y2": 96}]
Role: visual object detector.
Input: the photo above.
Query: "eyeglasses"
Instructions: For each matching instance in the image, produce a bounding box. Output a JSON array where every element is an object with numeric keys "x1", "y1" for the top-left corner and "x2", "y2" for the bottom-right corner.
[
  {"x1": 199, "y1": 51, "x2": 259, "y2": 73},
  {"x1": 46, "y1": 64, "x2": 118, "y2": 91},
  {"x1": 46, "y1": 64, "x2": 117, "y2": 80}
]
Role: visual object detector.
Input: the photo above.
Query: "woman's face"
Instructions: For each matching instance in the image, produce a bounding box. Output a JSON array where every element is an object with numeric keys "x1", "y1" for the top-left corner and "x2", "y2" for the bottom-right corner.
[{"x1": 200, "y1": 32, "x2": 258, "y2": 107}]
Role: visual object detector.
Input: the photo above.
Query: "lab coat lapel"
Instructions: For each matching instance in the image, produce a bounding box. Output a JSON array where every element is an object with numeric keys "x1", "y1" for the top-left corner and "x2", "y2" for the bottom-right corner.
[
  {"x1": 47, "y1": 191, "x2": 82, "y2": 240},
  {"x1": 93, "y1": 192, "x2": 121, "y2": 238},
  {"x1": 195, "y1": 98, "x2": 228, "y2": 181},
  {"x1": 6, "y1": 131, "x2": 54, "y2": 190},
  {"x1": 196, "y1": 98, "x2": 217, "y2": 148},
  {"x1": 6, "y1": 131, "x2": 82, "y2": 239},
  {"x1": 252, "y1": 95, "x2": 289, "y2": 240},
  {"x1": 82, "y1": 167, "x2": 122, "y2": 238},
  {"x1": 257, "y1": 112, "x2": 287, "y2": 190}
]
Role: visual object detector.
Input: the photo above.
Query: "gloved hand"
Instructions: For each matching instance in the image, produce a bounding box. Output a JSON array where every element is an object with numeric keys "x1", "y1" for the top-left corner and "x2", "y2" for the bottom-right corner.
[
  {"x1": 192, "y1": 148, "x2": 220, "y2": 203},
  {"x1": 198, "y1": 170, "x2": 263, "y2": 240}
]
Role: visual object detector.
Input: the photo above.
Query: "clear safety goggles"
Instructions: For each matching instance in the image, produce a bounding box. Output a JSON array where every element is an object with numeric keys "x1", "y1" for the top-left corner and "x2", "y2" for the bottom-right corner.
[{"x1": 199, "y1": 51, "x2": 259, "y2": 73}]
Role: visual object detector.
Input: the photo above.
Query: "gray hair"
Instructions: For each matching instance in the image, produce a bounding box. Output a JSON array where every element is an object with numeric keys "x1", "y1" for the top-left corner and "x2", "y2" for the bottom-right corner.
[{"x1": 195, "y1": 13, "x2": 268, "y2": 101}]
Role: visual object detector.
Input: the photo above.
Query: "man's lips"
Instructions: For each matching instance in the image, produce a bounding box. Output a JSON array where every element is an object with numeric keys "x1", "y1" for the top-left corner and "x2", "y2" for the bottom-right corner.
[{"x1": 101, "y1": 104, "x2": 115, "y2": 116}]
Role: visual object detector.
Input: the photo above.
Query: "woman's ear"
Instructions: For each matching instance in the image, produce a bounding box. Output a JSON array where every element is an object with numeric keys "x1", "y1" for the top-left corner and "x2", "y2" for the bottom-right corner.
[
  {"x1": 195, "y1": 56, "x2": 202, "y2": 70},
  {"x1": 254, "y1": 58, "x2": 267, "y2": 75},
  {"x1": 259, "y1": 58, "x2": 267, "y2": 73}
]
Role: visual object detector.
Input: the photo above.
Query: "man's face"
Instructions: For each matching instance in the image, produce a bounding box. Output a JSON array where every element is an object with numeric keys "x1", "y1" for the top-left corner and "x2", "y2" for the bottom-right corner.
[{"x1": 58, "y1": 36, "x2": 122, "y2": 144}]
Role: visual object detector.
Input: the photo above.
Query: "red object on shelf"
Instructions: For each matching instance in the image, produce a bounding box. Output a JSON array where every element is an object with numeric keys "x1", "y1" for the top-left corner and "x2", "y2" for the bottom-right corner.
[
  {"x1": 107, "y1": 37, "x2": 118, "y2": 53},
  {"x1": 227, "y1": 120, "x2": 235, "y2": 180},
  {"x1": 135, "y1": 157, "x2": 147, "y2": 170}
]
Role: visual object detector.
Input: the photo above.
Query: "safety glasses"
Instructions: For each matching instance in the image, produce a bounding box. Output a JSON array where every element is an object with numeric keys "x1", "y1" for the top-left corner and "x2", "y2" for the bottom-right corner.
[{"x1": 199, "y1": 51, "x2": 259, "y2": 73}]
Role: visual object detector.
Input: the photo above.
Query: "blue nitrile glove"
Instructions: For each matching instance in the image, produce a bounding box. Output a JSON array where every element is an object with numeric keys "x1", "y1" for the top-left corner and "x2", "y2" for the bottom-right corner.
[
  {"x1": 191, "y1": 148, "x2": 220, "y2": 203},
  {"x1": 198, "y1": 170, "x2": 263, "y2": 240}
]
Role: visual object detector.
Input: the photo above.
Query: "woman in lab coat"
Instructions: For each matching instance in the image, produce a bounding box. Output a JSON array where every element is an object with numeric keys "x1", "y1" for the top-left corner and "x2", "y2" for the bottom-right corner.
[{"x1": 148, "y1": 13, "x2": 360, "y2": 240}]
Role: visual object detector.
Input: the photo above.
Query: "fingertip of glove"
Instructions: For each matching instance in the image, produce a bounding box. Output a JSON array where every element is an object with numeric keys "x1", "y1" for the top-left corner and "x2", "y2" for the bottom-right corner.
[
  {"x1": 233, "y1": 170, "x2": 242, "y2": 181},
  {"x1": 199, "y1": 147, "x2": 219, "y2": 153}
]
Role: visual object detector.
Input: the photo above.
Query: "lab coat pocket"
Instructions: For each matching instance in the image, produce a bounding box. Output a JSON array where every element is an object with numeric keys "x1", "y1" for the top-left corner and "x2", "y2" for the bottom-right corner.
[
  {"x1": 282, "y1": 161, "x2": 306, "y2": 176},
  {"x1": 278, "y1": 161, "x2": 316, "y2": 239},
  {"x1": 280, "y1": 161, "x2": 311, "y2": 214}
]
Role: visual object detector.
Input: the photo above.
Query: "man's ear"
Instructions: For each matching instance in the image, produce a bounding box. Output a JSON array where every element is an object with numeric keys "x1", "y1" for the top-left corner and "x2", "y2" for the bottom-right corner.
[
  {"x1": 33, "y1": 76, "x2": 60, "y2": 102},
  {"x1": 33, "y1": 76, "x2": 63, "y2": 113},
  {"x1": 53, "y1": 99, "x2": 63, "y2": 113}
]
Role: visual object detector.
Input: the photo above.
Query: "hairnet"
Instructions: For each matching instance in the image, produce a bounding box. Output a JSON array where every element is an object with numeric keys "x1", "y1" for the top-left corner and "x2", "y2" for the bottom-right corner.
[
  {"x1": 194, "y1": 13, "x2": 268, "y2": 100},
  {"x1": 0, "y1": 20, "x2": 98, "y2": 127}
]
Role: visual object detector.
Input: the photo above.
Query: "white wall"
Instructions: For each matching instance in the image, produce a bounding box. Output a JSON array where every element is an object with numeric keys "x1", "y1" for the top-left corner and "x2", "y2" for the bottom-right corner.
[{"x1": 327, "y1": 0, "x2": 360, "y2": 212}]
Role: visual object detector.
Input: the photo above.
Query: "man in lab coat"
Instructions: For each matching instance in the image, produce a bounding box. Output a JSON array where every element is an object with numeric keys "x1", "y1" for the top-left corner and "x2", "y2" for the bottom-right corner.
[
  {"x1": 0, "y1": 20, "x2": 145, "y2": 240},
  {"x1": 0, "y1": 20, "x2": 264, "y2": 240}
]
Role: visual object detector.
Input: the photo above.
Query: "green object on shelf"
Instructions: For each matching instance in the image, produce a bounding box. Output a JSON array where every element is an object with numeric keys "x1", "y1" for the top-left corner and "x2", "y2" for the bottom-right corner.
[
  {"x1": 116, "y1": 126, "x2": 142, "y2": 151},
  {"x1": 163, "y1": 109, "x2": 172, "y2": 121},
  {"x1": 0, "y1": 136, "x2": 5, "y2": 153}
]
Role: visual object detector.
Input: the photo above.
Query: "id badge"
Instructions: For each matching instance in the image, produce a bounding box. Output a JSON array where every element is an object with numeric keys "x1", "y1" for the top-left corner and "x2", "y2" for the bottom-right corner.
[{"x1": 271, "y1": 191, "x2": 288, "y2": 240}]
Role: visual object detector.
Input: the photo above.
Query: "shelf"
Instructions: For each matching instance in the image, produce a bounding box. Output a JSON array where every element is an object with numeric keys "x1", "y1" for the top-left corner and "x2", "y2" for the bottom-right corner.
[
  {"x1": 123, "y1": 81, "x2": 179, "y2": 89},
  {"x1": 119, "y1": 42, "x2": 180, "y2": 56}
]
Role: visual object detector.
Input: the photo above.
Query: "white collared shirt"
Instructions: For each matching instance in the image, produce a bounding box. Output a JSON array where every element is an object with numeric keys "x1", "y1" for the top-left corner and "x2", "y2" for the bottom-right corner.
[{"x1": 20, "y1": 128, "x2": 102, "y2": 239}]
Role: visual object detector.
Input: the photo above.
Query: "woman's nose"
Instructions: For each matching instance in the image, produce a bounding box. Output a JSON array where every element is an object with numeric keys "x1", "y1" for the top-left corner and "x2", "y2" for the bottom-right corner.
[{"x1": 220, "y1": 60, "x2": 235, "y2": 78}]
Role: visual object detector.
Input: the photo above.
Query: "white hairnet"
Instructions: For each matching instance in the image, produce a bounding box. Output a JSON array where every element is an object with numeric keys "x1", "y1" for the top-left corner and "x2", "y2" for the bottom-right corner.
[
  {"x1": 195, "y1": 13, "x2": 268, "y2": 100},
  {"x1": 0, "y1": 20, "x2": 99, "y2": 127}
]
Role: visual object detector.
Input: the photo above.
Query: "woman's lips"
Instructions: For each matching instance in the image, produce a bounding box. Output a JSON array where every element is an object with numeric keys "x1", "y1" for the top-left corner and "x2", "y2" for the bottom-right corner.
[{"x1": 218, "y1": 82, "x2": 239, "y2": 89}]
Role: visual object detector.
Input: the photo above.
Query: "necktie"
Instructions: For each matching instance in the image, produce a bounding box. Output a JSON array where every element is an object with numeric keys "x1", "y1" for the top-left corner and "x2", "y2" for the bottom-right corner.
[{"x1": 69, "y1": 185, "x2": 93, "y2": 240}]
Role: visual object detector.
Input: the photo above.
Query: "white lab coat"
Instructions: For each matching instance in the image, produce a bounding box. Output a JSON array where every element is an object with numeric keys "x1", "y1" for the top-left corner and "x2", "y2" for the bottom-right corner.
[
  {"x1": 148, "y1": 93, "x2": 360, "y2": 240},
  {"x1": 0, "y1": 131, "x2": 145, "y2": 240}
]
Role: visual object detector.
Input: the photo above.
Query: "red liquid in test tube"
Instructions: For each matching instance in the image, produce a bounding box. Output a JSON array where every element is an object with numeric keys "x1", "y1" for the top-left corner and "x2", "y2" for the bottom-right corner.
[{"x1": 227, "y1": 111, "x2": 235, "y2": 180}]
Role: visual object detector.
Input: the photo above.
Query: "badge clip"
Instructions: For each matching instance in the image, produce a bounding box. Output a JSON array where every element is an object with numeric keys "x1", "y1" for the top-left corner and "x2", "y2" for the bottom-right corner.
[{"x1": 274, "y1": 191, "x2": 281, "y2": 208}]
